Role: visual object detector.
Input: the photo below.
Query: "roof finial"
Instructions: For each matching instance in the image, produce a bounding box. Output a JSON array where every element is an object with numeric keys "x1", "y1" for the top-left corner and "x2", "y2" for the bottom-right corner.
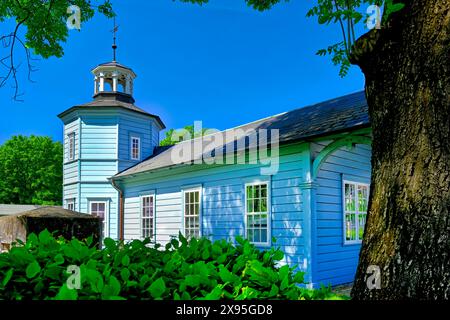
[{"x1": 111, "y1": 16, "x2": 119, "y2": 62}]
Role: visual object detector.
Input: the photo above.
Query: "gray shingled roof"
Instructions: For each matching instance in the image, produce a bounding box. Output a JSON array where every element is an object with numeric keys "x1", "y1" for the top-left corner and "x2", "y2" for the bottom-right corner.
[{"x1": 113, "y1": 91, "x2": 369, "y2": 179}]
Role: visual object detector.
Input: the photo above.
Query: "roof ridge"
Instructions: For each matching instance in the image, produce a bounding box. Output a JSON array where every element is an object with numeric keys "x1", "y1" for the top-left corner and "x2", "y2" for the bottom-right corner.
[
  {"x1": 163, "y1": 90, "x2": 365, "y2": 145},
  {"x1": 113, "y1": 90, "x2": 369, "y2": 179}
]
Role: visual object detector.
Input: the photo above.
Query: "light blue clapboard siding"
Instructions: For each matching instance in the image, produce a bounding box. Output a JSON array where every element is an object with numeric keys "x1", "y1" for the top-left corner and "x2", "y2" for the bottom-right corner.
[
  {"x1": 313, "y1": 142, "x2": 372, "y2": 286},
  {"x1": 80, "y1": 115, "x2": 118, "y2": 160},
  {"x1": 120, "y1": 143, "x2": 308, "y2": 274},
  {"x1": 63, "y1": 161, "x2": 78, "y2": 185},
  {"x1": 118, "y1": 110, "x2": 160, "y2": 172},
  {"x1": 80, "y1": 162, "x2": 118, "y2": 182}
]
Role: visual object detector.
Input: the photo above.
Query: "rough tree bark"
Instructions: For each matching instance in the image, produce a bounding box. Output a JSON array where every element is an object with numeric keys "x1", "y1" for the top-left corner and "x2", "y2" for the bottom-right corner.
[{"x1": 350, "y1": 0, "x2": 450, "y2": 299}]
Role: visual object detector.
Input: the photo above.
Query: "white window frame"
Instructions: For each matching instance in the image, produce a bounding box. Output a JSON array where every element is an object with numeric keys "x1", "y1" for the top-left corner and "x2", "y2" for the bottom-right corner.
[
  {"x1": 140, "y1": 194, "x2": 156, "y2": 240},
  {"x1": 342, "y1": 180, "x2": 370, "y2": 245},
  {"x1": 66, "y1": 198, "x2": 75, "y2": 211},
  {"x1": 182, "y1": 187, "x2": 202, "y2": 239},
  {"x1": 89, "y1": 200, "x2": 109, "y2": 240},
  {"x1": 130, "y1": 136, "x2": 141, "y2": 161},
  {"x1": 244, "y1": 181, "x2": 271, "y2": 247},
  {"x1": 68, "y1": 132, "x2": 75, "y2": 161}
]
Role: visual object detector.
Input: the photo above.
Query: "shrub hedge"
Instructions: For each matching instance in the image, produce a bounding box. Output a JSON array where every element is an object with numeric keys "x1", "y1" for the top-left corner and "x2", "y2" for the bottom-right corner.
[{"x1": 0, "y1": 230, "x2": 345, "y2": 300}]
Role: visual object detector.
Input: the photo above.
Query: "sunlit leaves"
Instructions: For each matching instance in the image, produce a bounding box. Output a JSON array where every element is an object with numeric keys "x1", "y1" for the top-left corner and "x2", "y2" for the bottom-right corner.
[
  {"x1": 1, "y1": 0, "x2": 114, "y2": 59},
  {"x1": 0, "y1": 230, "x2": 346, "y2": 300}
]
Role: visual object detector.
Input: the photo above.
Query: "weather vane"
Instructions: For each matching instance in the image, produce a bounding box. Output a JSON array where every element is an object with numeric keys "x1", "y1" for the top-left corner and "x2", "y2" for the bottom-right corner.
[{"x1": 111, "y1": 16, "x2": 119, "y2": 62}]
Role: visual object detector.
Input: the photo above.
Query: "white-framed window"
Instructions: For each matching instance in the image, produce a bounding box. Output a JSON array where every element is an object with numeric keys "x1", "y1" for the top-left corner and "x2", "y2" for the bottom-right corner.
[
  {"x1": 66, "y1": 198, "x2": 75, "y2": 211},
  {"x1": 182, "y1": 188, "x2": 201, "y2": 239},
  {"x1": 68, "y1": 132, "x2": 75, "y2": 161},
  {"x1": 245, "y1": 182, "x2": 270, "y2": 246},
  {"x1": 141, "y1": 195, "x2": 155, "y2": 240},
  {"x1": 130, "y1": 136, "x2": 141, "y2": 160},
  {"x1": 89, "y1": 200, "x2": 109, "y2": 241},
  {"x1": 343, "y1": 180, "x2": 370, "y2": 244}
]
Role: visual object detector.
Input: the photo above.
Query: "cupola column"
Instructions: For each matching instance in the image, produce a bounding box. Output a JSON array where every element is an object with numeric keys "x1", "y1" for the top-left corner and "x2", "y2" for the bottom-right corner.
[
  {"x1": 112, "y1": 71, "x2": 119, "y2": 92},
  {"x1": 99, "y1": 72, "x2": 105, "y2": 92}
]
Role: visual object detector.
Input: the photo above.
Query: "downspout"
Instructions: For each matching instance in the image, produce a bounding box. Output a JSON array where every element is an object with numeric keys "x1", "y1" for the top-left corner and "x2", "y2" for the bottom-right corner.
[{"x1": 111, "y1": 178, "x2": 124, "y2": 242}]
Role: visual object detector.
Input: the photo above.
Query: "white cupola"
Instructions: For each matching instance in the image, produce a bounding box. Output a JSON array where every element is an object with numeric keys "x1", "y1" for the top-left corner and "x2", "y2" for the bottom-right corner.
[{"x1": 92, "y1": 61, "x2": 137, "y2": 99}]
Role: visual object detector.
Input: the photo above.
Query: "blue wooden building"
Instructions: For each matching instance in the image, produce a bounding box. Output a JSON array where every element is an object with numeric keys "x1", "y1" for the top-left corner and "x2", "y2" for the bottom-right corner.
[{"x1": 59, "y1": 60, "x2": 372, "y2": 287}]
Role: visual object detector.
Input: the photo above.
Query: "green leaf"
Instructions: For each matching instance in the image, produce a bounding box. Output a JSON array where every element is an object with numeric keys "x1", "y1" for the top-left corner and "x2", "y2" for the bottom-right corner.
[
  {"x1": 120, "y1": 268, "x2": 130, "y2": 282},
  {"x1": 121, "y1": 255, "x2": 130, "y2": 266},
  {"x1": 148, "y1": 277, "x2": 166, "y2": 299},
  {"x1": 104, "y1": 238, "x2": 116, "y2": 249},
  {"x1": 269, "y1": 284, "x2": 279, "y2": 297},
  {"x1": 272, "y1": 250, "x2": 284, "y2": 261},
  {"x1": 280, "y1": 276, "x2": 289, "y2": 291},
  {"x1": 2, "y1": 268, "x2": 14, "y2": 287},
  {"x1": 102, "y1": 275, "x2": 121, "y2": 299},
  {"x1": 38, "y1": 229, "x2": 52, "y2": 244},
  {"x1": 201, "y1": 249, "x2": 210, "y2": 260},
  {"x1": 294, "y1": 271, "x2": 305, "y2": 284},
  {"x1": 86, "y1": 269, "x2": 104, "y2": 293},
  {"x1": 26, "y1": 261, "x2": 41, "y2": 279},
  {"x1": 54, "y1": 284, "x2": 78, "y2": 300},
  {"x1": 219, "y1": 266, "x2": 239, "y2": 284}
]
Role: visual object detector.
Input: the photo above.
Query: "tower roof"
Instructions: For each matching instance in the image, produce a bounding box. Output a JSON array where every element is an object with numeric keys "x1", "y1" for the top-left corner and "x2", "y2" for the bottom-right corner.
[{"x1": 57, "y1": 93, "x2": 166, "y2": 129}]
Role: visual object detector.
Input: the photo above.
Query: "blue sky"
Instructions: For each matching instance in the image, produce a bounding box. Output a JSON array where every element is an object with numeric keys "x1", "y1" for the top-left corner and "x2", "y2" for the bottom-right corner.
[{"x1": 0, "y1": 0, "x2": 366, "y2": 144}]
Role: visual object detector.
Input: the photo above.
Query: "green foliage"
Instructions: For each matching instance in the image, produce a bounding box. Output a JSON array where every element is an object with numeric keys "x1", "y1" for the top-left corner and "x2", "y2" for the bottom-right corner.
[
  {"x1": 0, "y1": 231, "x2": 345, "y2": 300},
  {"x1": 160, "y1": 125, "x2": 210, "y2": 146},
  {"x1": 306, "y1": 0, "x2": 405, "y2": 76},
  {"x1": 0, "y1": 135, "x2": 63, "y2": 205},
  {"x1": 0, "y1": 0, "x2": 114, "y2": 59}
]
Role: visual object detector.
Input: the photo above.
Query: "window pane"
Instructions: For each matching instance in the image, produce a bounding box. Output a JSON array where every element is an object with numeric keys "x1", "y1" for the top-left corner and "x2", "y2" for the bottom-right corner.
[
  {"x1": 194, "y1": 192, "x2": 199, "y2": 203},
  {"x1": 345, "y1": 213, "x2": 356, "y2": 241},
  {"x1": 247, "y1": 229, "x2": 254, "y2": 242},
  {"x1": 247, "y1": 199, "x2": 253, "y2": 213},
  {"x1": 260, "y1": 213, "x2": 268, "y2": 227},
  {"x1": 247, "y1": 215, "x2": 253, "y2": 227},
  {"x1": 261, "y1": 228, "x2": 268, "y2": 243},
  {"x1": 194, "y1": 216, "x2": 199, "y2": 228},
  {"x1": 194, "y1": 204, "x2": 200, "y2": 216},
  {"x1": 358, "y1": 185, "x2": 368, "y2": 212},
  {"x1": 358, "y1": 214, "x2": 367, "y2": 240},
  {"x1": 254, "y1": 199, "x2": 260, "y2": 212},
  {"x1": 345, "y1": 184, "x2": 356, "y2": 211},
  {"x1": 256, "y1": 228, "x2": 262, "y2": 243},
  {"x1": 261, "y1": 185, "x2": 267, "y2": 198},
  {"x1": 261, "y1": 199, "x2": 267, "y2": 212}
]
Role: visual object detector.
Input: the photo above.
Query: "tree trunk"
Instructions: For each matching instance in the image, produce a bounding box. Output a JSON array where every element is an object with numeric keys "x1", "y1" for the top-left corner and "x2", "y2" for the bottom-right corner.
[{"x1": 350, "y1": 0, "x2": 450, "y2": 299}]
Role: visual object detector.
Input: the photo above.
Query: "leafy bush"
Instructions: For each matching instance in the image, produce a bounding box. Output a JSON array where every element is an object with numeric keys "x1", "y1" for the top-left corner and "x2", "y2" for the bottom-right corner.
[{"x1": 0, "y1": 231, "x2": 345, "y2": 300}]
